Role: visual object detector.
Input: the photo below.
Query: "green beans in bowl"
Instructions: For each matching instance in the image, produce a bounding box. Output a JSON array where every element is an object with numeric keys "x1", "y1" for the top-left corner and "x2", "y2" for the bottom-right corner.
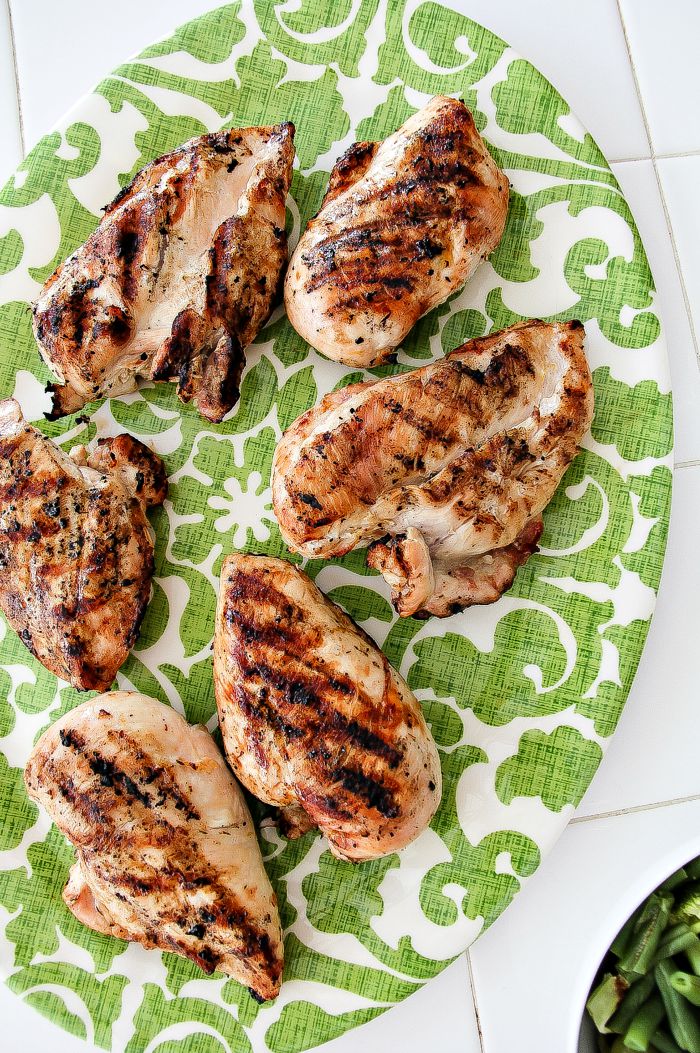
[{"x1": 586, "y1": 855, "x2": 700, "y2": 1052}]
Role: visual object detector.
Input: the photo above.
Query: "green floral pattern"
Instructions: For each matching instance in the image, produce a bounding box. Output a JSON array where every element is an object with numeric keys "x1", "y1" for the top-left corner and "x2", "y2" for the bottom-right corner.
[{"x1": 0, "y1": 2, "x2": 672, "y2": 1051}]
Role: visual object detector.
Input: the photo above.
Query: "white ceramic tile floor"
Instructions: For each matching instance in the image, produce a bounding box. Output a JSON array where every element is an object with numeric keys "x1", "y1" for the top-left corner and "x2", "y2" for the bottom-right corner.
[
  {"x1": 610, "y1": 159, "x2": 700, "y2": 464},
  {"x1": 578, "y1": 464, "x2": 700, "y2": 817},
  {"x1": 657, "y1": 155, "x2": 700, "y2": 343},
  {"x1": 8, "y1": 0, "x2": 222, "y2": 151},
  {"x1": 2, "y1": 3, "x2": 700, "y2": 1053},
  {"x1": 0, "y1": 1, "x2": 23, "y2": 173},
  {"x1": 469, "y1": 797, "x2": 700, "y2": 1053},
  {"x1": 618, "y1": 0, "x2": 700, "y2": 157},
  {"x1": 453, "y1": 0, "x2": 651, "y2": 162}
]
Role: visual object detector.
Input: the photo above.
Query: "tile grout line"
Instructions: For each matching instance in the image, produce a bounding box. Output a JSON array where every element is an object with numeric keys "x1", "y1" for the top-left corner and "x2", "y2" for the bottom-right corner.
[
  {"x1": 650, "y1": 164, "x2": 700, "y2": 369},
  {"x1": 614, "y1": 0, "x2": 700, "y2": 373},
  {"x1": 5, "y1": 0, "x2": 25, "y2": 157},
  {"x1": 612, "y1": 148, "x2": 700, "y2": 165},
  {"x1": 573, "y1": 791, "x2": 700, "y2": 826},
  {"x1": 466, "y1": 951, "x2": 486, "y2": 1053},
  {"x1": 612, "y1": 0, "x2": 654, "y2": 159},
  {"x1": 656, "y1": 148, "x2": 700, "y2": 161}
]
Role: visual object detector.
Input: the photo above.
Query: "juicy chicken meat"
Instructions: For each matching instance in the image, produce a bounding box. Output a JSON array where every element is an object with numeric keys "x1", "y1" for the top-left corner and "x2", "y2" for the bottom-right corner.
[
  {"x1": 0, "y1": 398, "x2": 166, "y2": 689},
  {"x1": 24, "y1": 692, "x2": 283, "y2": 1001},
  {"x1": 273, "y1": 320, "x2": 593, "y2": 618},
  {"x1": 33, "y1": 125, "x2": 295, "y2": 422},
  {"x1": 285, "y1": 96, "x2": 508, "y2": 367},
  {"x1": 214, "y1": 555, "x2": 441, "y2": 862}
]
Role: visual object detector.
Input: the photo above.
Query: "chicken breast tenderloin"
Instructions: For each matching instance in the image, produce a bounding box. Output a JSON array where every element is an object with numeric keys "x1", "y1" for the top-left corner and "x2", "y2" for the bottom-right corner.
[
  {"x1": 33, "y1": 124, "x2": 295, "y2": 422},
  {"x1": 214, "y1": 554, "x2": 442, "y2": 862},
  {"x1": 285, "y1": 96, "x2": 508, "y2": 367},
  {"x1": 24, "y1": 692, "x2": 283, "y2": 1001},
  {"x1": 273, "y1": 320, "x2": 593, "y2": 617},
  {"x1": 0, "y1": 399, "x2": 166, "y2": 689}
]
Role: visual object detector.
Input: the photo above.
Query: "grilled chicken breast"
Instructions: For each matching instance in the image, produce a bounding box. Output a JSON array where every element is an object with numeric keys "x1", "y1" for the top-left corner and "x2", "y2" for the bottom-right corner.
[
  {"x1": 24, "y1": 692, "x2": 283, "y2": 1001},
  {"x1": 0, "y1": 399, "x2": 166, "y2": 689},
  {"x1": 284, "y1": 96, "x2": 508, "y2": 367},
  {"x1": 273, "y1": 321, "x2": 593, "y2": 617},
  {"x1": 33, "y1": 125, "x2": 295, "y2": 422},
  {"x1": 214, "y1": 554, "x2": 441, "y2": 862}
]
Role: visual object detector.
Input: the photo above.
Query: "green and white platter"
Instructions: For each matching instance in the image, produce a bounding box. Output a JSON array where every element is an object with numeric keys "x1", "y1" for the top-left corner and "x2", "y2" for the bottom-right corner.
[{"x1": 0, "y1": 2, "x2": 673, "y2": 1051}]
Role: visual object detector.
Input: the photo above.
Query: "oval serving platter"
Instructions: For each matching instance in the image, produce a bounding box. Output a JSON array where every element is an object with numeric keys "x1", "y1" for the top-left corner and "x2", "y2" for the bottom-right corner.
[{"x1": 0, "y1": 2, "x2": 673, "y2": 1051}]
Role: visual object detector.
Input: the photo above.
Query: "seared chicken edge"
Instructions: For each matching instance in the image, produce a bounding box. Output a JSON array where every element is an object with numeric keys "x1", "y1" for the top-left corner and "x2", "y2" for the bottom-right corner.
[
  {"x1": 272, "y1": 320, "x2": 593, "y2": 617},
  {"x1": 214, "y1": 553, "x2": 442, "y2": 862},
  {"x1": 0, "y1": 399, "x2": 166, "y2": 689},
  {"x1": 24, "y1": 691, "x2": 284, "y2": 1001},
  {"x1": 33, "y1": 124, "x2": 295, "y2": 422},
  {"x1": 285, "y1": 96, "x2": 508, "y2": 367}
]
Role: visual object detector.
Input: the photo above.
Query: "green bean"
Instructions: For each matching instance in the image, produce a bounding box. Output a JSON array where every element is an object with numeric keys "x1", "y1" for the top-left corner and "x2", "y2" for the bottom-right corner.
[
  {"x1": 652, "y1": 1030, "x2": 684, "y2": 1053},
  {"x1": 588, "y1": 972, "x2": 630, "y2": 1032},
  {"x1": 624, "y1": 993, "x2": 666, "y2": 1050},
  {"x1": 661, "y1": 868, "x2": 689, "y2": 893},
  {"x1": 619, "y1": 894, "x2": 674, "y2": 975},
  {"x1": 596, "y1": 1034, "x2": 611, "y2": 1053},
  {"x1": 670, "y1": 970, "x2": 700, "y2": 1007},
  {"x1": 652, "y1": 924, "x2": 699, "y2": 964},
  {"x1": 671, "y1": 883, "x2": 700, "y2": 926},
  {"x1": 610, "y1": 973, "x2": 657, "y2": 1034},
  {"x1": 656, "y1": 958, "x2": 700, "y2": 1052},
  {"x1": 596, "y1": 1034, "x2": 613, "y2": 1053},
  {"x1": 686, "y1": 937, "x2": 700, "y2": 976},
  {"x1": 613, "y1": 908, "x2": 645, "y2": 959}
]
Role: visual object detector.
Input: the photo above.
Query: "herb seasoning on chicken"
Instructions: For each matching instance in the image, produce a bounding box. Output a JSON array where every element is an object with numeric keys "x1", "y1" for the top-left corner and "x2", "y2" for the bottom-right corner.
[
  {"x1": 213, "y1": 554, "x2": 442, "y2": 862},
  {"x1": 0, "y1": 399, "x2": 166, "y2": 689},
  {"x1": 273, "y1": 320, "x2": 593, "y2": 617},
  {"x1": 25, "y1": 692, "x2": 284, "y2": 1001},
  {"x1": 33, "y1": 124, "x2": 295, "y2": 422},
  {"x1": 284, "y1": 96, "x2": 508, "y2": 367}
]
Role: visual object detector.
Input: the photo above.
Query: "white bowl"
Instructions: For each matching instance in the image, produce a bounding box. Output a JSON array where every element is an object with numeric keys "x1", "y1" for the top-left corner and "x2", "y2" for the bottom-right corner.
[{"x1": 574, "y1": 830, "x2": 700, "y2": 1052}]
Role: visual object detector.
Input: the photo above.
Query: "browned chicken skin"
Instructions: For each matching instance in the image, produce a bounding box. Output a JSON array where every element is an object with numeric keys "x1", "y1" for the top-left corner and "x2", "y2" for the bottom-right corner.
[
  {"x1": 33, "y1": 125, "x2": 295, "y2": 422},
  {"x1": 25, "y1": 692, "x2": 284, "y2": 1001},
  {"x1": 273, "y1": 321, "x2": 593, "y2": 617},
  {"x1": 0, "y1": 399, "x2": 166, "y2": 689},
  {"x1": 214, "y1": 555, "x2": 442, "y2": 862},
  {"x1": 285, "y1": 97, "x2": 508, "y2": 367}
]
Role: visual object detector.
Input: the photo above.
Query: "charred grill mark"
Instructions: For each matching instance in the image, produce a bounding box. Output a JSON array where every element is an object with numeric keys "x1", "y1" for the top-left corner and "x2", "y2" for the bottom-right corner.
[
  {"x1": 331, "y1": 712, "x2": 402, "y2": 768},
  {"x1": 280, "y1": 338, "x2": 548, "y2": 535},
  {"x1": 368, "y1": 534, "x2": 410, "y2": 579},
  {"x1": 112, "y1": 860, "x2": 278, "y2": 977},
  {"x1": 57, "y1": 727, "x2": 200, "y2": 819},
  {"x1": 59, "y1": 728, "x2": 85, "y2": 751},
  {"x1": 452, "y1": 342, "x2": 534, "y2": 393},
  {"x1": 38, "y1": 125, "x2": 293, "y2": 424},
  {"x1": 322, "y1": 140, "x2": 379, "y2": 205},
  {"x1": 236, "y1": 654, "x2": 403, "y2": 763},
  {"x1": 115, "y1": 229, "x2": 140, "y2": 264},
  {"x1": 335, "y1": 766, "x2": 399, "y2": 818},
  {"x1": 298, "y1": 786, "x2": 352, "y2": 821},
  {"x1": 198, "y1": 331, "x2": 245, "y2": 422},
  {"x1": 222, "y1": 577, "x2": 405, "y2": 767},
  {"x1": 87, "y1": 753, "x2": 152, "y2": 806},
  {"x1": 233, "y1": 682, "x2": 306, "y2": 743},
  {"x1": 298, "y1": 492, "x2": 322, "y2": 511},
  {"x1": 289, "y1": 682, "x2": 317, "y2": 706},
  {"x1": 301, "y1": 210, "x2": 460, "y2": 299},
  {"x1": 152, "y1": 308, "x2": 199, "y2": 381},
  {"x1": 415, "y1": 237, "x2": 443, "y2": 259}
]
